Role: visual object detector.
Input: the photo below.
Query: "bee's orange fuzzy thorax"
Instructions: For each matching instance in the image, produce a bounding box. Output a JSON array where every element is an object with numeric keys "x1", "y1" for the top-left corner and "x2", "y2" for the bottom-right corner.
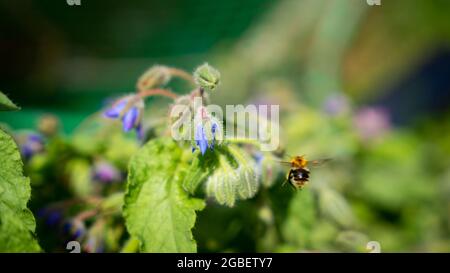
[{"x1": 290, "y1": 156, "x2": 308, "y2": 168}]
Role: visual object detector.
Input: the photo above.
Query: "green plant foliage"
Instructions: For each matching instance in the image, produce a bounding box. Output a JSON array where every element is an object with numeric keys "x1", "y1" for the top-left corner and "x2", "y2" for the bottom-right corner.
[
  {"x1": 65, "y1": 159, "x2": 93, "y2": 198},
  {"x1": 123, "y1": 138, "x2": 205, "y2": 252},
  {"x1": 0, "y1": 129, "x2": 40, "y2": 252},
  {"x1": 0, "y1": 91, "x2": 20, "y2": 111},
  {"x1": 183, "y1": 152, "x2": 217, "y2": 194},
  {"x1": 2, "y1": 57, "x2": 449, "y2": 253},
  {"x1": 205, "y1": 146, "x2": 259, "y2": 207},
  {"x1": 281, "y1": 188, "x2": 317, "y2": 249}
]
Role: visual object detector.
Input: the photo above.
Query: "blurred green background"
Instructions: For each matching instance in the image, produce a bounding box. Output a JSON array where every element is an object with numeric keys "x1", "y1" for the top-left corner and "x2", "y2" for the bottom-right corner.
[
  {"x1": 1, "y1": 0, "x2": 449, "y2": 252},
  {"x1": 1, "y1": 0, "x2": 449, "y2": 130},
  {"x1": 0, "y1": 0, "x2": 273, "y2": 132}
]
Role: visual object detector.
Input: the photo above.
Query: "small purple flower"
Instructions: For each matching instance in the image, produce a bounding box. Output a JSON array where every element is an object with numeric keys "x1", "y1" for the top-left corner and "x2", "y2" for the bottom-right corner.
[
  {"x1": 37, "y1": 207, "x2": 62, "y2": 227},
  {"x1": 354, "y1": 106, "x2": 391, "y2": 141},
  {"x1": 92, "y1": 161, "x2": 122, "y2": 184},
  {"x1": 136, "y1": 123, "x2": 144, "y2": 140},
  {"x1": 19, "y1": 133, "x2": 45, "y2": 160},
  {"x1": 84, "y1": 236, "x2": 104, "y2": 253},
  {"x1": 63, "y1": 219, "x2": 86, "y2": 240},
  {"x1": 209, "y1": 122, "x2": 218, "y2": 149},
  {"x1": 323, "y1": 94, "x2": 350, "y2": 116},
  {"x1": 194, "y1": 123, "x2": 208, "y2": 155},
  {"x1": 191, "y1": 107, "x2": 221, "y2": 155},
  {"x1": 253, "y1": 152, "x2": 264, "y2": 164},
  {"x1": 104, "y1": 96, "x2": 144, "y2": 137}
]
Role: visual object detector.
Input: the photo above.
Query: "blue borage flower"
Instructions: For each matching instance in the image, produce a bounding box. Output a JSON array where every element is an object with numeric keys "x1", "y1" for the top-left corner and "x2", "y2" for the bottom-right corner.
[
  {"x1": 194, "y1": 123, "x2": 209, "y2": 155},
  {"x1": 191, "y1": 107, "x2": 222, "y2": 155},
  {"x1": 19, "y1": 133, "x2": 45, "y2": 160},
  {"x1": 192, "y1": 121, "x2": 220, "y2": 155},
  {"x1": 104, "y1": 95, "x2": 144, "y2": 138},
  {"x1": 63, "y1": 219, "x2": 86, "y2": 240},
  {"x1": 37, "y1": 207, "x2": 62, "y2": 227}
]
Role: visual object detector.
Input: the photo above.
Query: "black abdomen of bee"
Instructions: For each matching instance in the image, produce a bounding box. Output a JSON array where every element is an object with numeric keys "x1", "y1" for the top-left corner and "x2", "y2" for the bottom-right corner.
[{"x1": 290, "y1": 168, "x2": 310, "y2": 182}]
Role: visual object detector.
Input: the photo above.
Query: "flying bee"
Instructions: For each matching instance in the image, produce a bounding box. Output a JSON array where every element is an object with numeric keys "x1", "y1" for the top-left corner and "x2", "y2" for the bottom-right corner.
[{"x1": 279, "y1": 155, "x2": 331, "y2": 189}]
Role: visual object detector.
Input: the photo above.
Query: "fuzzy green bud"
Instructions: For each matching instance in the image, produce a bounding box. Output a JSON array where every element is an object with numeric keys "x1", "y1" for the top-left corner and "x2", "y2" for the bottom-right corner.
[
  {"x1": 206, "y1": 156, "x2": 239, "y2": 207},
  {"x1": 38, "y1": 114, "x2": 59, "y2": 137},
  {"x1": 194, "y1": 63, "x2": 220, "y2": 91},
  {"x1": 205, "y1": 146, "x2": 259, "y2": 207},
  {"x1": 137, "y1": 65, "x2": 171, "y2": 91}
]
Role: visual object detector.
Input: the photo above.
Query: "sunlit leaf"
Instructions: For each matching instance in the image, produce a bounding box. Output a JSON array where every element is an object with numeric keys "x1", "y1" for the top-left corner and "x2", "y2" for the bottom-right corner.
[
  {"x1": 0, "y1": 129, "x2": 40, "y2": 252},
  {"x1": 124, "y1": 138, "x2": 205, "y2": 252},
  {"x1": 0, "y1": 92, "x2": 20, "y2": 111}
]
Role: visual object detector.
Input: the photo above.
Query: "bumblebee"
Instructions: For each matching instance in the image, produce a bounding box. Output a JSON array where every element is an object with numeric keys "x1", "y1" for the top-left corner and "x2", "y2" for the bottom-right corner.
[
  {"x1": 286, "y1": 167, "x2": 310, "y2": 189},
  {"x1": 281, "y1": 155, "x2": 330, "y2": 189}
]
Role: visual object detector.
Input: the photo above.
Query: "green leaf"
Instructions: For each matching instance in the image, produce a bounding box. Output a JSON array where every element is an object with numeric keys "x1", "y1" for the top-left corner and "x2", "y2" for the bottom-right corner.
[
  {"x1": 0, "y1": 129, "x2": 40, "y2": 252},
  {"x1": 124, "y1": 138, "x2": 205, "y2": 252},
  {"x1": 0, "y1": 92, "x2": 20, "y2": 111}
]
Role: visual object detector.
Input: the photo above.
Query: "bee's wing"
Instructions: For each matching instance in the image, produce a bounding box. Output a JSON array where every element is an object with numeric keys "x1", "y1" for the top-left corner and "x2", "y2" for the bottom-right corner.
[
  {"x1": 274, "y1": 156, "x2": 293, "y2": 166},
  {"x1": 278, "y1": 161, "x2": 292, "y2": 166},
  {"x1": 309, "y1": 158, "x2": 332, "y2": 168}
]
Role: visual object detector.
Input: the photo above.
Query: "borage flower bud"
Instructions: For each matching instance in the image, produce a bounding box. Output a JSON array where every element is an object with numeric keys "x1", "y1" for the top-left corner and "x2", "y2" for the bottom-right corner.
[
  {"x1": 206, "y1": 146, "x2": 259, "y2": 207},
  {"x1": 193, "y1": 63, "x2": 220, "y2": 92},
  {"x1": 37, "y1": 114, "x2": 60, "y2": 137},
  {"x1": 136, "y1": 65, "x2": 171, "y2": 91},
  {"x1": 104, "y1": 95, "x2": 144, "y2": 138}
]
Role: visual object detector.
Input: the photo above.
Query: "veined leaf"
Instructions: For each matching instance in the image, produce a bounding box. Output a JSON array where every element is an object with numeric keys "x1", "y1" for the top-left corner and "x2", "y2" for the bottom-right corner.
[
  {"x1": 0, "y1": 129, "x2": 40, "y2": 252},
  {"x1": 123, "y1": 138, "x2": 205, "y2": 252},
  {"x1": 0, "y1": 92, "x2": 20, "y2": 111}
]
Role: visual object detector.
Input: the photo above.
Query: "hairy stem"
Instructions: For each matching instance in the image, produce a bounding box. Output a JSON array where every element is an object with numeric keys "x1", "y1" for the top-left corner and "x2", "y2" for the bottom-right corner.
[
  {"x1": 168, "y1": 68, "x2": 195, "y2": 84},
  {"x1": 138, "y1": 88, "x2": 179, "y2": 100}
]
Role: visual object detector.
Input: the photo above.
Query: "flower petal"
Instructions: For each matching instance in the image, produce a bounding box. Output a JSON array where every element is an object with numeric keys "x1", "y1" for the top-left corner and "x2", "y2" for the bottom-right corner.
[
  {"x1": 135, "y1": 123, "x2": 145, "y2": 140},
  {"x1": 122, "y1": 107, "x2": 139, "y2": 132},
  {"x1": 104, "y1": 100, "x2": 127, "y2": 118},
  {"x1": 195, "y1": 124, "x2": 208, "y2": 155}
]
